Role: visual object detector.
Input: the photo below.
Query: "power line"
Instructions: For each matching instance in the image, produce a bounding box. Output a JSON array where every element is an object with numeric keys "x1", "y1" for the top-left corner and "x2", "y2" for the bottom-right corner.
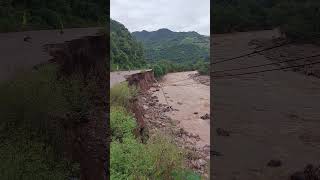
[
  {"x1": 212, "y1": 60, "x2": 320, "y2": 79},
  {"x1": 211, "y1": 41, "x2": 291, "y2": 65},
  {"x1": 211, "y1": 54, "x2": 320, "y2": 74}
]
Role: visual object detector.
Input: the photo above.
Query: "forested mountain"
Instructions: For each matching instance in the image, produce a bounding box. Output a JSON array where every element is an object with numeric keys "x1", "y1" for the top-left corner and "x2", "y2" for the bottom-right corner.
[
  {"x1": 110, "y1": 19, "x2": 145, "y2": 70},
  {"x1": 212, "y1": 0, "x2": 274, "y2": 33},
  {"x1": 110, "y1": 20, "x2": 209, "y2": 75},
  {"x1": 213, "y1": 0, "x2": 320, "y2": 42},
  {"x1": 0, "y1": 0, "x2": 107, "y2": 32},
  {"x1": 132, "y1": 29, "x2": 209, "y2": 63}
]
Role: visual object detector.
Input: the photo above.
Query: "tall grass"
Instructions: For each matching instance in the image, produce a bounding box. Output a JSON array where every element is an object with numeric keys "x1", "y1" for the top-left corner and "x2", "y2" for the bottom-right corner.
[
  {"x1": 0, "y1": 131, "x2": 79, "y2": 180},
  {"x1": 0, "y1": 64, "x2": 82, "y2": 179},
  {"x1": 110, "y1": 82, "x2": 138, "y2": 107},
  {"x1": 110, "y1": 107, "x2": 184, "y2": 180},
  {"x1": 110, "y1": 127, "x2": 185, "y2": 179},
  {"x1": 110, "y1": 106, "x2": 137, "y2": 142},
  {"x1": 0, "y1": 65, "x2": 67, "y2": 145}
]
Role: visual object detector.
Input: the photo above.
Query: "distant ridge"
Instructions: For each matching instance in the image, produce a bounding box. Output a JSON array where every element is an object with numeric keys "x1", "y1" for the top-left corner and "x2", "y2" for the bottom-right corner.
[{"x1": 132, "y1": 29, "x2": 209, "y2": 63}]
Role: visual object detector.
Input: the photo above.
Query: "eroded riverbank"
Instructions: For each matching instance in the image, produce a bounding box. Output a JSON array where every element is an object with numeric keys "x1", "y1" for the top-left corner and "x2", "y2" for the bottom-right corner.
[{"x1": 137, "y1": 71, "x2": 210, "y2": 177}]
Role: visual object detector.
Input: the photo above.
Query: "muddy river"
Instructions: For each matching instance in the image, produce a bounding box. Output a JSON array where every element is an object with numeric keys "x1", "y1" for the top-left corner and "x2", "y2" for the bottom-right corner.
[{"x1": 153, "y1": 71, "x2": 210, "y2": 147}]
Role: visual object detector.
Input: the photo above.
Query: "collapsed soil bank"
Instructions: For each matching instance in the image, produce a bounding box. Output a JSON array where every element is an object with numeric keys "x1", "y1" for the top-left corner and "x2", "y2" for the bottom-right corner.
[
  {"x1": 124, "y1": 70, "x2": 210, "y2": 178},
  {"x1": 45, "y1": 32, "x2": 108, "y2": 180},
  {"x1": 125, "y1": 70, "x2": 156, "y2": 138}
]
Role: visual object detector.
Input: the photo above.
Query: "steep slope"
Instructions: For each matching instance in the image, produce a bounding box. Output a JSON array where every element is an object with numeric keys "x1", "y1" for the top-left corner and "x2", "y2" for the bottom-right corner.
[
  {"x1": 110, "y1": 19, "x2": 146, "y2": 70},
  {"x1": 132, "y1": 29, "x2": 209, "y2": 63}
]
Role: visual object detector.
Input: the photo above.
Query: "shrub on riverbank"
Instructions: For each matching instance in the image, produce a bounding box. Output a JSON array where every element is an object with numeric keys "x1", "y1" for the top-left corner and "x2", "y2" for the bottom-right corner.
[
  {"x1": 0, "y1": 65, "x2": 80, "y2": 179},
  {"x1": 270, "y1": 0, "x2": 320, "y2": 43},
  {"x1": 212, "y1": 0, "x2": 320, "y2": 44},
  {"x1": 149, "y1": 59, "x2": 208, "y2": 78},
  {"x1": 110, "y1": 82, "x2": 138, "y2": 108}
]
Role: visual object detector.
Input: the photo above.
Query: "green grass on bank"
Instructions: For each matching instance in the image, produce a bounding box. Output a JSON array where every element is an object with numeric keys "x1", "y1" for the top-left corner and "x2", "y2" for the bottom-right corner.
[
  {"x1": 110, "y1": 82, "x2": 202, "y2": 179},
  {"x1": 110, "y1": 82, "x2": 138, "y2": 108},
  {"x1": 0, "y1": 64, "x2": 83, "y2": 179},
  {"x1": 0, "y1": 130, "x2": 78, "y2": 180}
]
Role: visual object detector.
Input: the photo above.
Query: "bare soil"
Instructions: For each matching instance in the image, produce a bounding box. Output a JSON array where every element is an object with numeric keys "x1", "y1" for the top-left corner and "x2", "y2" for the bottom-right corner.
[
  {"x1": 110, "y1": 70, "x2": 152, "y2": 88},
  {"x1": 212, "y1": 29, "x2": 320, "y2": 180}
]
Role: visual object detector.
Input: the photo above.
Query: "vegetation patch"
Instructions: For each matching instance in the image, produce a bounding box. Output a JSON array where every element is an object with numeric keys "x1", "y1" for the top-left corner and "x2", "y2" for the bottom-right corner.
[
  {"x1": 149, "y1": 60, "x2": 209, "y2": 78},
  {"x1": 110, "y1": 81, "x2": 138, "y2": 108},
  {"x1": 0, "y1": 0, "x2": 107, "y2": 32},
  {"x1": 111, "y1": 19, "x2": 146, "y2": 71},
  {"x1": 212, "y1": 0, "x2": 320, "y2": 43},
  {"x1": 110, "y1": 82, "x2": 201, "y2": 179},
  {"x1": 0, "y1": 64, "x2": 81, "y2": 179},
  {"x1": 0, "y1": 131, "x2": 79, "y2": 180},
  {"x1": 110, "y1": 20, "x2": 209, "y2": 75},
  {"x1": 132, "y1": 28, "x2": 209, "y2": 63}
]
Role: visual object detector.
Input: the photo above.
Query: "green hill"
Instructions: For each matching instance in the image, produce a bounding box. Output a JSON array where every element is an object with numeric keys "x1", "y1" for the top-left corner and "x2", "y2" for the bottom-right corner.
[
  {"x1": 110, "y1": 19, "x2": 146, "y2": 70},
  {"x1": 0, "y1": 0, "x2": 107, "y2": 32},
  {"x1": 132, "y1": 29, "x2": 209, "y2": 63}
]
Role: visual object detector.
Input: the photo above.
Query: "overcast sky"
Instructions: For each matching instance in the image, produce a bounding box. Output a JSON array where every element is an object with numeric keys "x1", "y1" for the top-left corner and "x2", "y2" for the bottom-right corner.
[{"x1": 110, "y1": 0, "x2": 210, "y2": 36}]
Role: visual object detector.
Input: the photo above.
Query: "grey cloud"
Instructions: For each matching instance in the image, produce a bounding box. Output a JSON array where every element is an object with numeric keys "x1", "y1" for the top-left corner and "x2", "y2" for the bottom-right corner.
[{"x1": 111, "y1": 0, "x2": 210, "y2": 35}]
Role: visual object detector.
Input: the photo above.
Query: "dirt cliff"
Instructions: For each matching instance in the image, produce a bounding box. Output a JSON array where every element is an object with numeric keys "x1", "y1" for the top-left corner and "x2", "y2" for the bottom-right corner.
[
  {"x1": 46, "y1": 33, "x2": 108, "y2": 180},
  {"x1": 125, "y1": 70, "x2": 156, "y2": 142}
]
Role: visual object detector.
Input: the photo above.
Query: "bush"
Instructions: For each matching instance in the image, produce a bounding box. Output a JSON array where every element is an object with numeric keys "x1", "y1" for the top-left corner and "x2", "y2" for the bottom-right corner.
[
  {"x1": 0, "y1": 131, "x2": 78, "y2": 180},
  {"x1": 110, "y1": 106, "x2": 137, "y2": 141},
  {"x1": 194, "y1": 60, "x2": 209, "y2": 75},
  {"x1": 0, "y1": 64, "x2": 89, "y2": 179},
  {"x1": 270, "y1": 0, "x2": 320, "y2": 43},
  {"x1": 152, "y1": 64, "x2": 165, "y2": 78},
  {"x1": 150, "y1": 60, "x2": 200, "y2": 78},
  {"x1": 110, "y1": 82, "x2": 138, "y2": 107},
  {"x1": 212, "y1": 0, "x2": 272, "y2": 33},
  {"x1": 109, "y1": 100, "x2": 201, "y2": 179},
  {"x1": 110, "y1": 133, "x2": 185, "y2": 180},
  {"x1": 0, "y1": 65, "x2": 67, "y2": 145}
]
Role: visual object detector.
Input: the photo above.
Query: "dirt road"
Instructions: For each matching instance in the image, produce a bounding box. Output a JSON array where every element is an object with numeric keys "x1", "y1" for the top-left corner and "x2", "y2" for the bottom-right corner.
[
  {"x1": 110, "y1": 70, "x2": 148, "y2": 88},
  {"x1": 212, "y1": 30, "x2": 320, "y2": 179},
  {"x1": 153, "y1": 71, "x2": 210, "y2": 147}
]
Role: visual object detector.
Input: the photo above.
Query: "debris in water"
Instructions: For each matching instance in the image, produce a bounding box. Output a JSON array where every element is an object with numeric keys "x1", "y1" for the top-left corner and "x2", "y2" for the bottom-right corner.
[
  {"x1": 267, "y1": 160, "x2": 282, "y2": 167},
  {"x1": 212, "y1": 150, "x2": 223, "y2": 156},
  {"x1": 200, "y1": 113, "x2": 210, "y2": 120},
  {"x1": 23, "y1": 35, "x2": 32, "y2": 42},
  {"x1": 290, "y1": 164, "x2": 320, "y2": 180},
  {"x1": 216, "y1": 128, "x2": 230, "y2": 136}
]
